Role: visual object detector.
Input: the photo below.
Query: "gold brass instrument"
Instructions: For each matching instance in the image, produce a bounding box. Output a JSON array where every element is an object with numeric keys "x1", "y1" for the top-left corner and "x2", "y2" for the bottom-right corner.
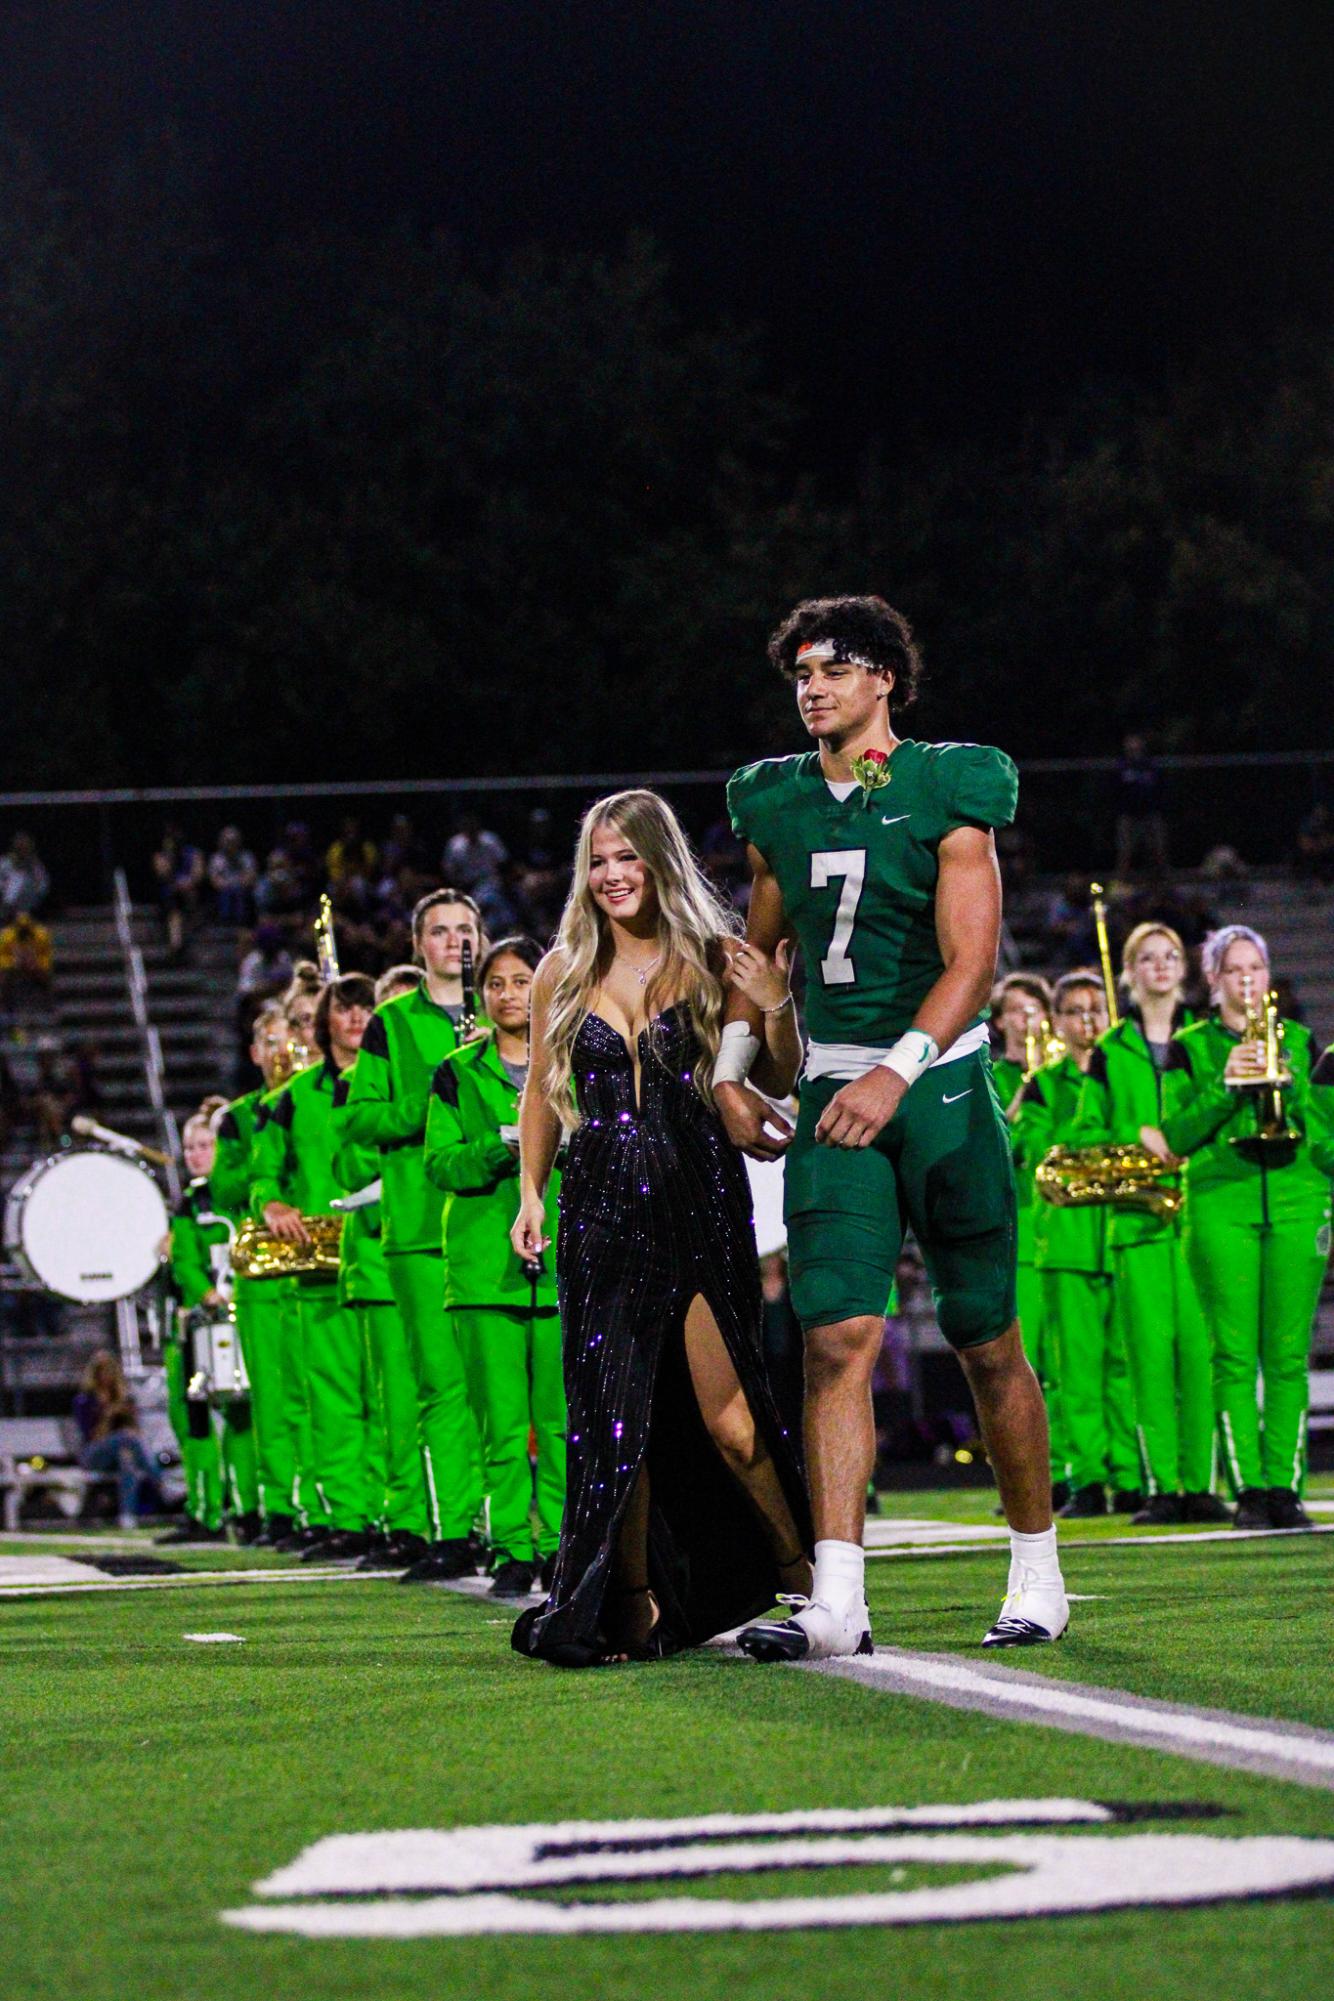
[
  {"x1": 1227, "y1": 979, "x2": 1299, "y2": 1165},
  {"x1": 459, "y1": 936, "x2": 477, "y2": 1040},
  {"x1": 269, "y1": 1034, "x2": 316, "y2": 1088},
  {"x1": 1090, "y1": 882, "x2": 1120, "y2": 1028},
  {"x1": 315, "y1": 893, "x2": 341, "y2": 983},
  {"x1": 1022, "y1": 1010, "x2": 1066, "y2": 1083},
  {"x1": 232, "y1": 1213, "x2": 344, "y2": 1279},
  {"x1": 1037, "y1": 1143, "x2": 1182, "y2": 1221}
]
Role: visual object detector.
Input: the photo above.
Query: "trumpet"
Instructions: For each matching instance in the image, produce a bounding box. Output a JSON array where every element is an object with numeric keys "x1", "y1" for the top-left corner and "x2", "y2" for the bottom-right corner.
[
  {"x1": 232, "y1": 1213, "x2": 343, "y2": 1278},
  {"x1": 1022, "y1": 1009, "x2": 1066, "y2": 1082},
  {"x1": 1037, "y1": 1143, "x2": 1182, "y2": 1221},
  {"x1": 269, "y1": 1034, "x2": 316, "y2": 1088},
  {"x1": 1227, "y1": 978, "x2": 1298, "y2": 1165}
]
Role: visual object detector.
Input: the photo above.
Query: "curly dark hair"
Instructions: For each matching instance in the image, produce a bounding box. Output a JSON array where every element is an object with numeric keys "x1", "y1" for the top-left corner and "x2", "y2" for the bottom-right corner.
[{"x1": 767, "y1": 595, "x2": 923, "y2": 710}]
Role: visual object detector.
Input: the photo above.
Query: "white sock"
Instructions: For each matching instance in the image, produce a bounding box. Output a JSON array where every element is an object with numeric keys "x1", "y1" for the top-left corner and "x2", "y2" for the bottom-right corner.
[
  {"x1": 811, "y1": 1538, "x2": 865, "y2": 1614},
  {"x1": 1009, "y1": 1526, "x2": 1061, "y2": 1581}
]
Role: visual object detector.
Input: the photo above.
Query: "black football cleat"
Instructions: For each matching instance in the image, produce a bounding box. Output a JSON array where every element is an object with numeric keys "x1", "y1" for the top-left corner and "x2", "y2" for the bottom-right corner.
[{"x1": 738, "y1": 1597, "x2": 873, "y2": 1663}]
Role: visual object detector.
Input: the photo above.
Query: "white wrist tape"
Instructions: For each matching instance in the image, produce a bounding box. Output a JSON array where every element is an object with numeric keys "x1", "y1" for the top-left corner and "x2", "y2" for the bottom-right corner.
[
  {"x1": 714, "y1": 1021, "x2": 761, "y2": 1086},
  {"x1": 877, "y1": 1029, "x2": 939, "y2": 1088}
]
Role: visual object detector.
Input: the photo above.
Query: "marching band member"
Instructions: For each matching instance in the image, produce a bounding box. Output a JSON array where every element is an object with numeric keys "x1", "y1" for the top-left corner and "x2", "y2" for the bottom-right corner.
[
  {"x1": 1072, "y1": 922, "x2": 1224, "y2": 1524},
  {"x1": 331, "y1": 963, "x2": 432, "y2": 1571},
  {"x1": 339, "y1": 890, "x2": 489, "y2": 1584},
  {"x1": 159, "y1": 1112, "x2": 226, "y2": 1542},
  {"x1": 212, "y1": 1001, "x2": 299, "y2": 1543},
  {"x1": 1016, "y1": 971, "x2": 1140, "y2": 1516},
  {"x1": 990, "y1": 972, "x2": 1067, "y2": 1497},
  {"x1": 424, "y1": 936, "x2": 566, "y2": 1599},
  {"x1": 1146, "y1": 926, "x2": 1332, "y2": 1530},
  {"x1": 250, "y1": 975, "x2": 378, "y2": 1559}
]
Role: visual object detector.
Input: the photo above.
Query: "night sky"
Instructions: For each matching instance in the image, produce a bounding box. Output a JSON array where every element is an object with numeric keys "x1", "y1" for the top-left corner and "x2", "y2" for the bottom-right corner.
[{"x1": 3, "y1": 0, "x2": 1331, "y2": 463}]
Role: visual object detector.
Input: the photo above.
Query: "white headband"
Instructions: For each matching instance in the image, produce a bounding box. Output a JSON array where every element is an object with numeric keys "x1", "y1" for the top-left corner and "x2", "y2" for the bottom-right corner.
[{"x1": 794, "y1": 639, "x2": 879, "y2": 672}]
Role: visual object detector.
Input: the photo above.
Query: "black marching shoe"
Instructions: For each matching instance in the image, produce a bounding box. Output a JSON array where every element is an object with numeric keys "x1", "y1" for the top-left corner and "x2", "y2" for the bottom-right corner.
[
  {"x1": 1050, "y1": 1480, "x2": 1072, "y2": 1513},
  {"x1": 274, "y1": 1524, "x2": 329, "y2": 1555},
  {"x1": 1182, "y1": 1491, "x2": 1232, "y2": 1523},
  {"x1": 398, "y1": 1538, "x2": 476, "y2": 1584},
  {"x1": 230, "y1": 1510, "x2": 264, "y2": 1545},
  {"x1": 1232, "y1": 1489, "x2": 1273, "y2": 1530},
  {"x1": 1268, "y1": 1488, "x2": 1315, "y2": 1530},
  {"x1": 303, "y1": 1528, "x2": 372, "y2": 1562},
  {"x1": 1131, "y1": 1493, "x2": 1183, "y2": 1526},
  {"x1": 357, "y1": 1530, "x2": 429, "y2": 1572},
  {"x1": 490, "y1": 1558, "x2": 538, "y2": 1600},
  {"x1": 154, "y1": 1518, "x2": 206, "y2": 1545},
  {"x1": 1059, "y1": 1482, "x2": 1107, "y2": 1520},
  {"x1": 1111, "y1": 1489, "x2": 1145, "y2": 1515},
  {"x1": 254, "y1": 1513, "x2": 297, "y2": 1547}
]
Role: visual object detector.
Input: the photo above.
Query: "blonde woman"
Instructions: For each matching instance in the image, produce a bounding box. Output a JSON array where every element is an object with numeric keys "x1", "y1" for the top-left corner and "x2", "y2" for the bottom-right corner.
[{"x1": 510, "y1": 789, "x2": 810, "y2": 1666}]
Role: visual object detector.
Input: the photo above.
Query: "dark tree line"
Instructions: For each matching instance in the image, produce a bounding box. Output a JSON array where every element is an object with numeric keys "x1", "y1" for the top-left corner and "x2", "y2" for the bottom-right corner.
[{"x1": 2, "y1": 130, "x2": 1330, "y2": 789}]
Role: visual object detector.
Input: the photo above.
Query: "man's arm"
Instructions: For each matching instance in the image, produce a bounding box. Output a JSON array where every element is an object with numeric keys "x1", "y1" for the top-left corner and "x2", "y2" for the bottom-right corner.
[
  {"x1": 815, "y1": 824, "x2": 1001, "y2": 1150},
  {"x1": 713, "y1": 842, "x2": 796, "y2": 1162}
]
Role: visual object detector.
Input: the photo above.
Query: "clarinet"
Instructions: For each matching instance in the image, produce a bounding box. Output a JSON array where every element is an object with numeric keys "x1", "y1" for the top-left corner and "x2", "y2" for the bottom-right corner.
[{"x1": 459, "y1": 937, "x2": 477, "y2": 1039}]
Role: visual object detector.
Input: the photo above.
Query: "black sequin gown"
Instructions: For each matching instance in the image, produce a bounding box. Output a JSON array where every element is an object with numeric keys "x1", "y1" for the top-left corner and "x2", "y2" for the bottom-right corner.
[{"x1": 512, "y1": 1003, "x2": 810, "y2": 1667}]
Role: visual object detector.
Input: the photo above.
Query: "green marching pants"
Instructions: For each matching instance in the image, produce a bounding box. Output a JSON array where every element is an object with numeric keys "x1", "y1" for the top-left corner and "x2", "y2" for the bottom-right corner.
[
  {"x1": 299, "y1": 1283, "x2": 373, "y2": 1532},
  {"x1": 218, "y1": 1401, "x2": 259, "y2": 1519},
  {"x1": 1186, "y1": 1200, "x2": 1327, "y2": 1496},
  {"x1": 358, "y1": 1300, "x2": 428, "y2": 1538},
  {"x1": 387, "y1": 1250, "x2": 483, "y2": 1542},
  {"x1": 280, "y1": 1283, "x2": 330, "y2": 1528},
  {"x1": 1111, "y1": 1237, "x2": 1214, "y2": 1496},
  {"x1": 165, "y1": 1336, "x2": 222, "y2": 1529},
  {"x1": 453, "y1": 1306, "x2": 566, "y2": 1563},
  {"x1": 1016, "y1": 1261, "x2": 1068, "y2": 1486},
  {"x1": 234, "y1": 1279, "x2": 298, "y2": 1522},
  {"x1": 1041, "y1": 1269, "x2": 1138, "y2": 1493}
]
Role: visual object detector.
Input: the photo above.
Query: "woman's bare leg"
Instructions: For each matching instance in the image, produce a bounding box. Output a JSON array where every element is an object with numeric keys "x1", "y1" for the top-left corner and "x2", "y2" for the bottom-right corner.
[{"x1": 684, "y1": 1295, "x2": 811, "y2": 1594}]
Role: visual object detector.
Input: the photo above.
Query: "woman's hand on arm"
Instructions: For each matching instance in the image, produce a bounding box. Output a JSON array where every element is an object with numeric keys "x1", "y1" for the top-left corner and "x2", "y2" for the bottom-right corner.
[{"x1": 715, "y1": 845, "x2": 797, "y2": 1157}]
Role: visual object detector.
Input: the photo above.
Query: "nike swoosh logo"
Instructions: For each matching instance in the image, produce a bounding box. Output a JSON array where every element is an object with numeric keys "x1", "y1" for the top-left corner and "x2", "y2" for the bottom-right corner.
[
  {"x1": 881, "y1": 813, "x2": 909, "y2": 826},
  {"x1": 942, "y1": 1088, "x2": 972, "y2": 1104}
]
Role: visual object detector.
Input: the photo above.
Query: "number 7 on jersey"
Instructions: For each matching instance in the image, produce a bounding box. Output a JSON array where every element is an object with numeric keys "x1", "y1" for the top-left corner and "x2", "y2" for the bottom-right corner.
[{"x1": 810, "y1": 849, "x2": 867, "y2": 986}]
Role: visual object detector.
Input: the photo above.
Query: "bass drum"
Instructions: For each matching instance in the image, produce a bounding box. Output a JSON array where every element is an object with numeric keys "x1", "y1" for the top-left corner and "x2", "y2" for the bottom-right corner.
[{"x1": 3, "y1": 1150, "x2": 170, "y2": 1303}]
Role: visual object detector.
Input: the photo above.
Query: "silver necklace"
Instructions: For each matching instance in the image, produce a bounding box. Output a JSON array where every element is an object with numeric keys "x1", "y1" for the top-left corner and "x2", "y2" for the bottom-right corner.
[{"x1": 616, "y1": 949, "x2": 661, "y2": 987}]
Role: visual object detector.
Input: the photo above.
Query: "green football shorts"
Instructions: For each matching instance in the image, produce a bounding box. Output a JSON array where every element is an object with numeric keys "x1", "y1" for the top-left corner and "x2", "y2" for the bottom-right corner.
[{"x1": 784, "y1": 1048, "x2": 1018, "y2": 1348}]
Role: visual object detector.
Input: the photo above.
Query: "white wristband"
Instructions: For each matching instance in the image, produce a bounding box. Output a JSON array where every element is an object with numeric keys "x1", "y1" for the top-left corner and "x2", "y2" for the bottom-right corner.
[
  {"x1": 878, "y1": 1029, "x2": 939, "y2": 1088},
  {"x1": 714, "y1": 1021, "x2": 761, "y2": 1086}
]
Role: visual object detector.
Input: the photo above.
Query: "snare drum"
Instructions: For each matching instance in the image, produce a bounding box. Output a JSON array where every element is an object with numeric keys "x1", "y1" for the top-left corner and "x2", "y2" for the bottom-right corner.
[
  {"x1": 187, "y1": 1310, "x2": 249, "y2": 1399},
  {"x1": 3, "y1": 1150, "x2": 170, "y2": 1303}
]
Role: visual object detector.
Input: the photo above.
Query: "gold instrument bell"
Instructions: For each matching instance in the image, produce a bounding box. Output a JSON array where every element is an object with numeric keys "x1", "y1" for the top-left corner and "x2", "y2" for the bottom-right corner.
[
  {"x1": 232, "y1": 1213, "x2": 344, "y2": 1279},
  {"x1": 1227, "y1": 981, "x2": 1299, "y2": 1166},
  {"x1": 1022, "y1": 1009, "x2": 1066, "y2": 1082},
  {"x1": 1037, "y1": 1143, "x2": 1182, "y2": 1222}
]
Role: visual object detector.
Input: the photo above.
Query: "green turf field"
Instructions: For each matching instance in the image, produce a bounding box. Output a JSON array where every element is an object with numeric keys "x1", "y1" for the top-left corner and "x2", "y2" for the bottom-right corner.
[{"x1": 3, "y1": 1493, "x2": 1332, "y2": 2001}]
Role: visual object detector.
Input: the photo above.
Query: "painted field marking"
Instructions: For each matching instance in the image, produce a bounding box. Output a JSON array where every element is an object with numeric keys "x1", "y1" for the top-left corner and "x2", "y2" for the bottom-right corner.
[
  {"x1": 222, "y1": 1802, "x2": 1334, "y2": 1936},
  {"x1": 865, "y1": 1518, "x2": 1009, "y2": 1548},
  {"x1": 0, "y1": 1554, "x2": 112, "y2": 1587},
  {"x1": 810, "y1": 1647, "x2": 1334, "y2": 1791},
  {"x1": 867, "y1": 1523, "x2": 1334, "y2": 1561},
  {"x1": 0, "y1": 1565, "x2": 396, "y2": 1599},
  {"x1": 184, "y1": 1632, "x2": 246, "y2": 1643}
]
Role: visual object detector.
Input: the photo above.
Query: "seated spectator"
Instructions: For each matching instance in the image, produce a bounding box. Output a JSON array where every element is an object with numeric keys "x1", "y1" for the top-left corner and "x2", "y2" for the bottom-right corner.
[
  {"x1": 254, "y1": 847, "x2": 306, "y2": 925},
  {"x1": 208, "y1": 826, "x2": 258, "y2": 924},
  {"x1": 281, "y1": 821, "x2": 321, "y2": 902},
  {"x1": 444, "y1": 812, "x2": 508, "y2": 899},
  {"x1": 1201, "y1": 842, "x2": 1248, "y2": 898},
  {"x1": 31, "y1": 1040, "x2": 99, "y2": 1148},
  {"x1": 1294, "y1": 803, "x2": 1334, "y2": 890},
  {"x1": 326, "y1": 816, "x2": 378, "y2": 892},
  {"x1": 0, "y1": 832, "x2": 51, "y2": 921},
  {"x1": 1042, "y1": 875, "x2": 1097, "y2": 968},
  {"x1": 72, "y1": 1350, "x2": 162, "y2": 1530},
  {"x1": 151, "y1": 824, "x2": 205, "y2": 960},
  {"x1": 0, "y1": 910, "x2": 54, "y2": 1005},
  {"x1": 380, "y1": 813, "x2": 428, "y2": 877},
  {"x1": 236, "y1": 924, "x2": 294, "y2": 1008}
]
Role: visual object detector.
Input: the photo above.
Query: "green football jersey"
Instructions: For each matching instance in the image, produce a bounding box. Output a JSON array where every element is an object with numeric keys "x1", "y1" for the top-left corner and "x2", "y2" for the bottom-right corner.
[{"x1": 727, "y1": 739, "x2": 1018, "y2": 1046}]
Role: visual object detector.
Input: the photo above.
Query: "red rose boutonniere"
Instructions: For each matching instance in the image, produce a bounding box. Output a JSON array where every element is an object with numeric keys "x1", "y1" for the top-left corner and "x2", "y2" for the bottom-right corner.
[{"x1": 851, "y1": 747, "x2": 892, "y2": 809}]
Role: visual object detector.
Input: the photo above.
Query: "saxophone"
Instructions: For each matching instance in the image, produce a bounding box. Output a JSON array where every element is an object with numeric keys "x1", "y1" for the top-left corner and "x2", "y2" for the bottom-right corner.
[
  {"x1": 1036, "y1": 1144, "x2": 1182, "y2": 1221},
  {"x1": 232, "y1": 1213, "x2": 344, "y2": 1278}
]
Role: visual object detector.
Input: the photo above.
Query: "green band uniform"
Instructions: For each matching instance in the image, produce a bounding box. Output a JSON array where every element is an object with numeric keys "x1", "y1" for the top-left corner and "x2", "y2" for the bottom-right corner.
[
  {"x1": 1015, "y1": 1057, "x2": 1138, "y2": 1494},
  {"x1": 213, "y1": 1089, "x2": 298, "y2": 1524},
  {"x1": 251, "y1": 1061, "x2": 372, "y2": 1532},
  {"x1": 168, "y1": 1178, "x2": 258, "y2": 1526},
  {"x1": 424, "y1": 1038, "x2": 566, "y2": 1567},
  {"x1": 1162, "y1": 1016, "x2": 1333, "y2": 1498},
  {"x1": 1073, "y1": 1007, "x2": 1215, "y2": 1498},
  {"x1": 331, "y1": 1072, "x2": 427, "y2": 1539},
  {"x1": 728, "y1": 740, "x2": 1020, "y2": 1346},
  {"x1": 339, "y1": 987, "x2": 483, "y2": 1543},
  {"x1": 994, "y1": 1053, "x2": 1066, "y2": 1483}
]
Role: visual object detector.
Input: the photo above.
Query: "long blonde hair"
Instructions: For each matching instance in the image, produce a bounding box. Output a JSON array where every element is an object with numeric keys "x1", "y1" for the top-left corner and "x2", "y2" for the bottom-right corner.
[{"x1": 543, "y1": 790, "x2": 740, "y2": 1129}]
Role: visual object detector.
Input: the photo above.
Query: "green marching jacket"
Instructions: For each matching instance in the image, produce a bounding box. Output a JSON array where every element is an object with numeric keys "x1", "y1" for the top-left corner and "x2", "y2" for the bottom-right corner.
[
  {"x1": 1014, "y1": 1054, "x2": 1110, "y2": 1277},
  {"x1": 335, "y1": 987, "x2": 463, "y2": 1255},
  {"x1": 169, "y1": 1177, "x2": 233, "y2": 1309},
  {"x1": 1071, "y1": 1006, "x2": 1196, "y2": 1248},
  {"x1": 993, "y1": 1054, "x2": 1040, "y2": 1263},
  {"x1": 211, "y1": 1088, "x2": 263, "y2": 1221},
  {"x1": 249, "y1": 1061, "x2": 344, "y2": 1282},
  {"x1": 1161, "y1": 1014, "x2": 1334, "y2": 1220},
  {"x1": 330, "y1": 1070, "x2": 394, "y2": 1307},
  {"x1": 422, "y1": 1037, "x2": 561, "y2": 1313}
]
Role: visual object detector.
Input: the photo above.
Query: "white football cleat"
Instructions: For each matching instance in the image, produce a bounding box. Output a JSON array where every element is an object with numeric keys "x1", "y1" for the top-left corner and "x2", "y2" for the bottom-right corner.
[
  {"x1": 982, "y1": 1561, "x2": 1070, "y2": 1648},
  {"x1": 738, "y1": 1593, "x2": 873, "y2": 1663}
]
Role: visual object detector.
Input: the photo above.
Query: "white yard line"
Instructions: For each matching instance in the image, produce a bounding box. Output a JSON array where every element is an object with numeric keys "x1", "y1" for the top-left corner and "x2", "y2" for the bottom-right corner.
[
  {"x1": 867, "y1": 1523, "x2": 1334, "y2": 1560},
  {"x1": 807, "y1": 1647, "x2": 1334, "y2": 1791},
  {"x1": 0, "y1": 1565, "x2": 395, "y2": 1598}
]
